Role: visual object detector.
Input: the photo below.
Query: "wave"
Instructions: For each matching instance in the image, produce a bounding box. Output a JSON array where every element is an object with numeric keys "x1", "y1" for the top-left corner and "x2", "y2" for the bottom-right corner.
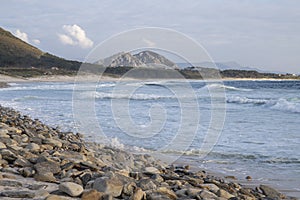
[
  {"x1": 13, "y1": 95, "x2": 46, "y2": 102},
  {"x1": 80, "y1": 91, "x2": 177, "y2": 100},
  {"x1": 227, "y1": 96, "x2": 269, "y2": 105},
  {"x1": 227, "y1": 96, "x2": 300, "y2": 113},
  {"x1": 206, "y1": 84, "x2": 252, "y2": 92}
]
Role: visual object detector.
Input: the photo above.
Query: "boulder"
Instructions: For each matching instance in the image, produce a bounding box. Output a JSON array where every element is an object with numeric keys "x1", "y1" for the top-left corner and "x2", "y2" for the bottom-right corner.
[
  {"x1": 260, "y1": 185, "x2": 284, "y2": 199},
  {"x1": 59, "y1": 182, "x2": 84, "y2": 197}
]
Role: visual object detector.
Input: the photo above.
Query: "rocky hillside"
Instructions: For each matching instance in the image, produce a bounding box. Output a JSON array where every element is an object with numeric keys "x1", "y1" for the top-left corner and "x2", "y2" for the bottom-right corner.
[
  {"x1": 97, "y1": 51, "x2": 177, "y2": 69},
  {"x1": 0, "y1": 27, "x2": 81, "y2": 76}
]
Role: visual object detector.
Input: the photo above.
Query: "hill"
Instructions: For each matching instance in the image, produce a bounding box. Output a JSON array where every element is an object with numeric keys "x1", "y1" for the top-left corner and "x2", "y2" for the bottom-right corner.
[
  {"x1": 0, "y1": 27, "x2": 81, "y2": 77},
  {"x1": 97, "y1": 50, "x2": 177, "y2": 69}
]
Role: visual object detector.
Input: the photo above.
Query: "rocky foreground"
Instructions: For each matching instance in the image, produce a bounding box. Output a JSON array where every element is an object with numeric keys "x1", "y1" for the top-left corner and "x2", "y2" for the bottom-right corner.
[{"x1": 0, "y1": 105, "x2": 296, "y2": 200}]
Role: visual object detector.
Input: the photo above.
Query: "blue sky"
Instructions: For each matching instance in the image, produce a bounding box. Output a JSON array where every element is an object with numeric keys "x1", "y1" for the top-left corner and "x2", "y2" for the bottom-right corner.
[{"x1": 1, "y1": 0, "x2": 299, "y2": 73}]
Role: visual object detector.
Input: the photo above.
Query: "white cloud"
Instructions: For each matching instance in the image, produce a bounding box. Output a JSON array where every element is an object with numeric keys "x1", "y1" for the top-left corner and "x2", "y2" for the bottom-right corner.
[
  {"x1": 15, "y1": 29, "x2": 29, "y2": 43},
  {"x1": 58, "y1": 24, "x2": 93, "y2": 48},
  {"x1": 14, "y1": 29, "x2": 41, "y2": 45},
  {"x1": 32, "y1": 39, "x2": 41, "y2": 45}
]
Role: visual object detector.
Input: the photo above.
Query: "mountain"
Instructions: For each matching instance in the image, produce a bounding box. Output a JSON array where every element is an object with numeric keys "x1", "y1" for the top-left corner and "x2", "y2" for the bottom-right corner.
[
  {"x1": 97, "y1": 50, "x2": 177, "y2": 69},
  {"x1": 0, "y1": 27, "x2": 81, "y2": 76}
]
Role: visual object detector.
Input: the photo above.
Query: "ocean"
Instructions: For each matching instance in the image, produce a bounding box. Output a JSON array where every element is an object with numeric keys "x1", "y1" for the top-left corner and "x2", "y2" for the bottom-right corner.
[{"x1": 0, "y1": 80, "x2": 299, "y2": 197}]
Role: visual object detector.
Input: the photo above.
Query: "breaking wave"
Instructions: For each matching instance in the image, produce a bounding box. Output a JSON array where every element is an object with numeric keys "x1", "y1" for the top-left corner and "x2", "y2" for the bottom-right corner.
[{"x1": 227, "y1": 96, "x2": 300, "y2": 113}]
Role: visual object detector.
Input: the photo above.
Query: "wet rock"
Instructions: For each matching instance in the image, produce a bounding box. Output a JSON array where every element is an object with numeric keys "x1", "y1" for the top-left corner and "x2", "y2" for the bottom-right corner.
[
  {"x1": 260, "y1": 184, "x2": 284, "y2": 199},
  {"x1": 93, "y1": 176, "x2": 123, "y2": 197},
  {"x1": 59, "y1": 182, "x2": 83, "y2": 197}
]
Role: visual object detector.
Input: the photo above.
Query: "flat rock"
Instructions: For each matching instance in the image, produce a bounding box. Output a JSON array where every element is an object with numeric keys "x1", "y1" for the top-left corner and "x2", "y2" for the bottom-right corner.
[
  {"x1": 0, "y1": 179, "x2": 23, "y2": 187},
  {"x1": 43, "y1": 138, "x2": 63, "y2": 148},
  {"x1": 144, "y1": 166, "x2": 160, "y2": 174},
  {"x1": 34, "y1": 160, "x2": 61, "y2": 174},
  {"x1": 59, "y1": 182, "x2": 84, "y2": 197},
  {"x1": 34, "y1": 172, "x2": 57, "y2": 182},
  {"x1": 0, "y1": 190, "x2": 36, "y2": 198}
]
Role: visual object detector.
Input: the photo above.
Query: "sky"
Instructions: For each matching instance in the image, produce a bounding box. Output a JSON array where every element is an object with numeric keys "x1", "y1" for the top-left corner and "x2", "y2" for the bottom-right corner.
[{"x1": 1, "y1": 0, "x2": 299, "y2": 73}]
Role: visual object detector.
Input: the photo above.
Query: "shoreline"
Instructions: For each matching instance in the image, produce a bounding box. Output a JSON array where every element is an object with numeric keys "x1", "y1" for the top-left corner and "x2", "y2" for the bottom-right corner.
[
  {"x1": 1, "y1": 74, "x2": 300, "y2": 84},
  {"x1": 0, "y1": 105, "x2": 297, "y2": 199}
]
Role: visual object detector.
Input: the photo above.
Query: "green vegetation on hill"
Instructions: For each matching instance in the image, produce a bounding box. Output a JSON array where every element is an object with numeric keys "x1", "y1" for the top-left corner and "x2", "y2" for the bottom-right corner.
[{"x1": 0, "y1": 27, "x2": 81, "y2": 77}]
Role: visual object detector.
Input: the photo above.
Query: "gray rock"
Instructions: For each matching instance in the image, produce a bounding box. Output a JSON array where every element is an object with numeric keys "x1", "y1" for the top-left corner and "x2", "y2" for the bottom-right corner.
[
  {"x1": 34, "y1": 160, "x2": 61, "y2": 174},
  {"x1": 93, "y1": 177, "x2": 123, "y2": 197},
  {"x1": 200, "y1": 183, "x2": 220, "y2": 193},
  {"x1": 81, "y1": 189, "x2": 104, "y2": 200},
  {"x1": 0, "y1": 190, "x2": 36, "y2": 198},
  {"x1": 144, "y1": 166, "x2": 160, "y2": 174},
  {"x1": 43, "y1": 138, "x2": 63, "y2": 148},
  {"x1": 130, "y1": 188, "x2": 145, "y2": 200},
  {"x1": 260, "y1": 184, "x2": 284, "y2": 199},
  {"x1": 200, "y1": 189, "x2": 219, "y2": 199},
  {"x1": 14, "y1": 157, "x2": 32, "y2": 167},
  {"x1": 186, "y1": 187, "x2": 202, "y2": 197},
  {"x1": 138, "y1": 179, "x2": 157, "y2": 191},
  {"x1": 26, "y1": 142, "x2": 40, "y2": 152},
  {"x1": 34, "y1": 172, "x2": 57, "y2": 182},
  {"x1": 0, "y1": 149, "x2": 17, "y2": 162},
  {"x1": 59, "y1": 182, "x2": 84, "y2": 197},
  {"x1": 0, "y1": 179, "x2": 23, "y2": 187},
  {"x1": 217, "y1": 189, "x2": 235, "y2": 199},
  {"x1": 156, "y1": 187, "x2": 177, "y2": 200}
]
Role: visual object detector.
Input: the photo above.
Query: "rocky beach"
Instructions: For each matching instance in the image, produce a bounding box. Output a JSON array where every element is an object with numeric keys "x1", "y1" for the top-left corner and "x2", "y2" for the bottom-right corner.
[{"x1": 0, "y1": 105, "x2": 296, "y2": 200}]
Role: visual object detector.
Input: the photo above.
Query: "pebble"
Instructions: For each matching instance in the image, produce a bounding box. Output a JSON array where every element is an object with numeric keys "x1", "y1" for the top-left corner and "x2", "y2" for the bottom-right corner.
[{"x1": 0, "y1": 105, "x2": 291, "y2": 200}]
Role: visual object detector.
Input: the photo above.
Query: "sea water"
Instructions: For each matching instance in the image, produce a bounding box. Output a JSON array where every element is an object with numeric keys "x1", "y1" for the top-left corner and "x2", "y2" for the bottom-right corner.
[{"x1": 0, "y1": 80, "x2": 299, "y2": 197}]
